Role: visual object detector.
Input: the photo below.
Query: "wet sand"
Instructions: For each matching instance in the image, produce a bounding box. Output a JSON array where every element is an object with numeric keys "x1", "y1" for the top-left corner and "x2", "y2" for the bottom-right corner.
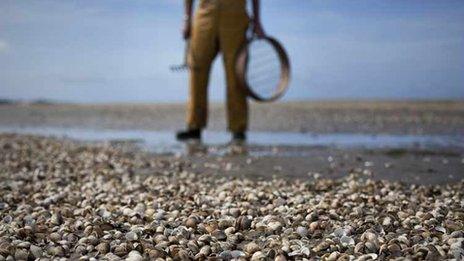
[
  {"x1": 1, "y1": 100, "x2": 463, "y2": 134},
  {"x1": 0, "y1": 100, "x2": 463, "y2": 185},
  {"x1": 172, "y1": 144, "x2": 464, "y2": 185}
]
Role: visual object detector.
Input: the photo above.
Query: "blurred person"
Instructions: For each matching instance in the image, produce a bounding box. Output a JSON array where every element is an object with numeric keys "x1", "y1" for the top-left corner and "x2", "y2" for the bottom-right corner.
[{"x1": 176, "y1": 0, "x2": 265, "y2": 142}]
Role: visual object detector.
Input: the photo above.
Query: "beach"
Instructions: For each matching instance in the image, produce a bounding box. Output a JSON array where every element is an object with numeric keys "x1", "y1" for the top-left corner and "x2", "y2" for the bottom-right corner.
[
  {"x1": 0, "y1": 101, "x2": 463, "y2": 260},
  {"x1": 1, "y1": 100, "x2": 463, "y2": 134}
]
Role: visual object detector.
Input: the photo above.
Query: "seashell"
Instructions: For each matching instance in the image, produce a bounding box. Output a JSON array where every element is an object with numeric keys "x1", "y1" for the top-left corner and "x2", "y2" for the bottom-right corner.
[
  {"x1": 450, "y1": 242, "x2": 464, "y2": 260},
  {"x1": 47, "y1": 246, "x2": 65, "y2": 257},
  {"x1": 354, "y1": 242, "x2": 364, "y2": 254},
  {"x1": 66, "y1": 233, "x2": 79, "y2": 244},
  {"x1": 364, "y1": 241, "x2": 378, "y2": 253},
  {"x1": 187, "y1": 241, "x2": 199, "y2": 254},
  {"x1": 296, "y1": 226, "x2": 308, "y2": 238},
  {"x1": 309, "y1": 221, "x2": 319, "y2": 232},
  {"x1": 274, "y1": 254, "x2": 287, "y2": 261},
  {"x1": 326, "y1": 251, "x2": 339, "y2": 261},
  {"x1": 435, "y1": 226, "x2": 446, "y2": 234},
  {"x1": 114, "y1": 243, "x2": 129, "y2": 257},
  {"x1": 387, "y1": 243, "x2": 401, "y2": 256},
  {"x1": 0, "y1": 242, "x2": 11, "y2": 257},
  {"x1": 49, "y1": 232, "x2": 61, "y2": 242},
  {"x1": 288, "y1": 246, "x2": 310, "y2": 257},
  {"x1": 104, "y1": 253, "x2": 121, "y2": 261},
  {"x1": 74, "y1": 220, "x2": 84, "y2": 231},
  {"x1": 14, "y1": 249, "x2": 29, "y2": 261},
  {"x1": 211, "y1": 229, "x2": 227, "y2": 241},
  {"x1": 397, "y1": 234, "x2": 409, "y2": 246},
  {"x1": 175, "y1": 249, "x2": 190, "y2": 260},
  {"x1": 16, "y1": 227, "x2": 33, "y2": 239},
  {"x1": 87, "y1": 235, "x2": 99, "y2": 245},
  {"x1": 153, "y1": 212, "x2": 164, "y2": 220},
  {"x1": 126, "y1": 250, "x2": 143, "y2": 261},
  {"x1": 218, "y1": 217, "x2": 235, "y2": 229},
  {"x1": 0, "y1": 202, "x2": 8, "y2": 210},
  {"x1": 96, "y1": 242, "x2": 110, "y2": 254},
  {"x1": 312, "y1": 240, "x2": 331, "y2": 253},
  {"x1": 361, "y1": 231, "x2": 377, "y2": 242},
  {"x1": 199, "y1": 245, "x2": 211, "y2": 256},
  {"x1": 333, "y1": 227, "x2": 348, "y2": 238},
  {"x1": 267, "y1": 221, "x2": 282, "y2": 233},
  {"x1": 84, "y1": 225, "x2": 93, "y2": 236},
  {"x1": 357, "y1": 253, "x2": 378, "y2": 260},
  {"x1": 30, "y1": 245, "x2": 42, "y2": 259},
  {"x1": 224, "y1": 226, "x2": 235, "y2": 235},
  {"x1": 16, "y1": 241, "x2": 31, "y2": 249},
  {"x1": 75, "y1": 245, "x2": 87, "y2": 255},
  {"x1": 3, "y1": 215, "x2": 13, "y2": 223},
  {"x1": 219, "y1": 250, "x2": 233, "y2": 259},
  {"x1": 3, "y1": 135, "x2": 464, "y2": 260},
  {"x1": 141, "y1": 205, "x2": 155, "y2": 216},
  {"x1": 251, "y1": 251, "x2": 266, "y2": 261},
  {"x1": 173, "y1": 226, "x2": 190, "y2": 239},
  {"x1": 148, "y1": 249, "x2": 165, "y2": 259},
  {"x1": 244, "y1": 242, "x2": 260, "y2": 254},
  {"x1": 125, "y1": 231, "x2": 138, "y2": 241},
  {"x1": 198, "y1": 234, "x2": 211, "y2": 242},
  {"x1": 185, "y1": 217, "x2": 198, "y2": 228},
  {"x1": 235, "y1": 216, "x2": 252, "y2": 231},
  {"x1": 50, "y1": 212, "x2": 63, "y2": 225},
  {"x1": 340, "y1": 235, "x2": 355, "y2": 246},
  {"x1": 134, "y1": 203, "x2": 146, "y2": 215},
  {"x1": 450, "y1": 231, "x2": 464, "y2": 238},
  {"x1": 154, "y1": 234, "x2": 167, "y2": 243},
  {"x1": 229, "y1": 208, "x2": 241, "y2": 217},
  {"x1": 230, "y1": 250, "x2": 246, "y2": 258}
]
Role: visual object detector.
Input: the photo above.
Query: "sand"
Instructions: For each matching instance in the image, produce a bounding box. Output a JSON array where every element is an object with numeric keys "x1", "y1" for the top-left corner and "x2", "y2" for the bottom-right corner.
[{"x1": 0, "y1": 100, "x2": 463, "y2": 134}]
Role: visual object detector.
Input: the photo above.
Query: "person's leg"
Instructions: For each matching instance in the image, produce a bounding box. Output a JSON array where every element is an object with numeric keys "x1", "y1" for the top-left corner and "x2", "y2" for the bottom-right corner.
[
  {"x1": 186, "y1": 2, "x2": 219, "y2": 132},
  {"x1": 219, "y1": 0, "x2": 249, "y2": 135}
]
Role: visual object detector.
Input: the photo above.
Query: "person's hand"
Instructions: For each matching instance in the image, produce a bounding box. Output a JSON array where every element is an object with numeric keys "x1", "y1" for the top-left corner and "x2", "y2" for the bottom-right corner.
[
  {"x1": 253, "y1": 19, "x2": 266, "y2": 38},
  {"x1": 183, "y1": 17, "x2": 192, "y2": 39}
]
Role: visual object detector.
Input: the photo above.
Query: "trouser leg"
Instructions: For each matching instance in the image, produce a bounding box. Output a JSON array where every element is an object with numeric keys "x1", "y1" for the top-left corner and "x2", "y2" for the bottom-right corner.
[
  {"x1": 186, "y1": 8, "x2": 218, "y2": 130},
  {"x1": 219, "y1": 8, "x2": 249, "y2": 132}
]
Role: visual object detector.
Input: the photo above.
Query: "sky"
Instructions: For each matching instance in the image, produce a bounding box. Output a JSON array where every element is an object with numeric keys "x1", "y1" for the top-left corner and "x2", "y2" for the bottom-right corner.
[{"x1": 1, "y1": 0, "x2": 463, "y2": 103}]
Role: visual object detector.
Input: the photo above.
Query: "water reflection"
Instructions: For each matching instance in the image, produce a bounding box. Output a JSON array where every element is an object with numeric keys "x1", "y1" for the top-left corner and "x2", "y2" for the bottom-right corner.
[
  {"x1": 184, "y1": 140, "x2": 249, "y2": 156},
  {"x1": 0, "y1": 126, "x2": 463, "y2": 156}
]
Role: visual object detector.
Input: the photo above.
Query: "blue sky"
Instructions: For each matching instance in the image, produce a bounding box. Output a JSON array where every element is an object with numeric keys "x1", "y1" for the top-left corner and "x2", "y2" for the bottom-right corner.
[{"x1": 1, "y1": 0, "x2": 463, "y2": 103}]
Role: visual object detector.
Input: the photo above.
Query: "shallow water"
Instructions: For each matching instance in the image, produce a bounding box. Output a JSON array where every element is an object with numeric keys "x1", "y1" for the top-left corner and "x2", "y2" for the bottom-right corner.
[{"x1": 1, "y1": 126, "x2": 463, "y2": 156}]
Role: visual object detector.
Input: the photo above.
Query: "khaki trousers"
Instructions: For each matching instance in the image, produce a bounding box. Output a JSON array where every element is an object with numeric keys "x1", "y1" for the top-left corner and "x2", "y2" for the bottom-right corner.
[{"x1": 187, "y1": 0, "x2": 249, "y2": 132}]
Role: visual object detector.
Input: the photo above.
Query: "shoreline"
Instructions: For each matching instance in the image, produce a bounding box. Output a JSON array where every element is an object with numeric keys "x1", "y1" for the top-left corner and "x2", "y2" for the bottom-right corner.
[
  {"x1": 1, "y1": 133, "x2": 463, "y2": 185},
  {"x1": 1, "y1": 100, "x2": 463, "y2": 135}
]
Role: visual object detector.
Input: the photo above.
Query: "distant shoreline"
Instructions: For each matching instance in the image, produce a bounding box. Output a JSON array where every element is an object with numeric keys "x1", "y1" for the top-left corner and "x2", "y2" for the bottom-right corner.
[
  {"x1": 1, "y1": 98, "x2": 463, "y2": 106},
  {"x1": 1, "y1": 100, "x2": 463, "y2": 135}
]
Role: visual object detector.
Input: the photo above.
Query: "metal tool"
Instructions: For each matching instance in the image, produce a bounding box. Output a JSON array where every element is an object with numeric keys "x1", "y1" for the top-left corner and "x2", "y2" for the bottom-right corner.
[{"x1": 170, "y1": 40, "x2": 190, "y2": 72}]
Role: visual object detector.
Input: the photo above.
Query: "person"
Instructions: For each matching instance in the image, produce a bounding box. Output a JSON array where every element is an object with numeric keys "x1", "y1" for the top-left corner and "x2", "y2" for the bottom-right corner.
[{"x1": 176, "y1": 0, "x2": 265, "y2": 142}]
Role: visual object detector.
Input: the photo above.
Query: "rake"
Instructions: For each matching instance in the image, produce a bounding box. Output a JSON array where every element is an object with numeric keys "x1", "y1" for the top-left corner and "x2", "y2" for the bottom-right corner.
[{"x1": 170, "y1": 40, "x2": 191, "y2": 72}]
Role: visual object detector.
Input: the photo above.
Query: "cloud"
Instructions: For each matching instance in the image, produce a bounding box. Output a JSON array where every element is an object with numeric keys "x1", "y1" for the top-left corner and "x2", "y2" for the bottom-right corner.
[{"x1": 0, "y1": 40, "x2": 9, "y2": 53}]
